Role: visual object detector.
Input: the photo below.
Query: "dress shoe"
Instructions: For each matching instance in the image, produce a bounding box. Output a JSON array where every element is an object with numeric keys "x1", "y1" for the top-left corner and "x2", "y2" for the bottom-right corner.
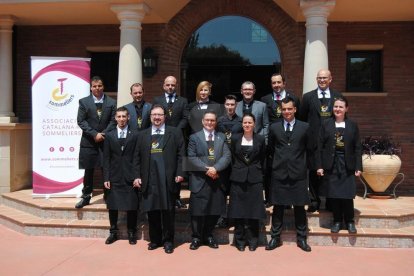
[
  {"x1": 346, "y1": 222, "x2": 357, "y2": 234},
  {"x1": 128, "y1": 232, "x2": 137, "y2": 245},
  {"x1": 189, "y1": 239, "x2": 201, "y2": 250},
  {"x1": 105, "y1": 233, "x2": 118, "y2": 245},
  {"x1": 306, "y1": 205, "x2": 319, "y2": 213},
  {"x1": 148, "y1": 242, "x2": 161, "y2": 250},
  {"x1": 75, "y1": 196, "x2": 91, "y2": 209},
  {"x1": 164, "y1": 242, "x2": 174, "y2": 254},
  {"x1": 265, "y1": 238, "x2": 282, "y2": 250},
  {"x1": 175, "y1": 199, "x2": 186, "y2": 209},
  {"x1": 330, "y1": 222, "x2": 342, "y2": 233},
  {"x1": 236, "y1": 244, "x2": 245, "y2": 251},
  {"x1": 296, "y1": 240, "x2": 311, "y2": 252},
  {"x1": 248, "y1": 245, "x2": 257, "y2": 251},
  {"x1": 205, "y1": 237, "x2": 219, "y2": 249}
]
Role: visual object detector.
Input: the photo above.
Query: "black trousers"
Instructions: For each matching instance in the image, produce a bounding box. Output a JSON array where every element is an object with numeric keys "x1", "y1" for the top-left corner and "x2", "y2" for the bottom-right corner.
[
  {"x1": 108, "y1": 209, "x2": 138, "y2": 233},
  {"x1": 330, "y1": 198, "x2": 354, "y2": 223},
  {"x1": 147, "y1": 209, "x2": 175, "y2": 245},
  {"x1": 82, "y1": 168, "x2": 102, "y2": 197},
  {"x1": 191, "y1": 215, "x2": 219, "y2": 241},
  {"x1": 234, "y1": 218, "x2": 259, "y2": 247},
  {"x1": 308, "y1": 170, "x2": 322, "y2": 208},
  {"x1": 270, "y1": 205, "x2": 308, "y2": 241}
]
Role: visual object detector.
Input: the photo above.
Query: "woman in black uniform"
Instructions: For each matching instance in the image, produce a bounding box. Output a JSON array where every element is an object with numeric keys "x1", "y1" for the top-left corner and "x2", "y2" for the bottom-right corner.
[
  {"x1": 316, "y1": 97, "x2": 362, "y2": 234},
  {"x1": 228, "y1": 113, "x2": 266, "y2": 251}
]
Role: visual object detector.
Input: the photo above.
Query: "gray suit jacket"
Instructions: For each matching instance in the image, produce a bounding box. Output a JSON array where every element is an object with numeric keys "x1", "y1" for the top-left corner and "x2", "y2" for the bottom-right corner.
[
  {"x1": 124, "y1": 101, "x2": 152, "y2": 131},
  {"x1": 235, "y1": 100, "x2": 269, "y2": 138},
  {"x1": 187, "y1": 130, "x2": 231, "y2": 193}
]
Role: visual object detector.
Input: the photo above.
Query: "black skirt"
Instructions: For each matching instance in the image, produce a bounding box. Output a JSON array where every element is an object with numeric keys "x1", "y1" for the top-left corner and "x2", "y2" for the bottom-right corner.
[
  {"x1": 105, "y1": 181, "x2": 139, "y2": 211},
  {"x1": 189, "y1": 179, "x2": 225, "y2": 216},
  {"x1": 269, "y1": 177, "x2": 310, "y2": 206},
  {"x1": 321, "y1": 153, "x2": 356, "y2": 199},
  {"x1": 228, "y1": 181, "x2": 266, "y2": 219}
]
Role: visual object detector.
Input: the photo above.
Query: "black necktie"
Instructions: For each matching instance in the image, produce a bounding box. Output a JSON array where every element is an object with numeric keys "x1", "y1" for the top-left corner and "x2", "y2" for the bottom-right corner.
[
  {"x1": 168, "y1": 95, "x2": 173, "y2": 103},
  {"x1": 286, "y1": 122, "x2": 291, "y2": 132}
]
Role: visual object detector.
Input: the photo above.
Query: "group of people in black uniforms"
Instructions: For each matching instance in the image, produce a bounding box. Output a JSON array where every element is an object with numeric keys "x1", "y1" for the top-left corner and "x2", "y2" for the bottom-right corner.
[{"x1": 75, "y1": 69, "x2": 362, "y2": 254}]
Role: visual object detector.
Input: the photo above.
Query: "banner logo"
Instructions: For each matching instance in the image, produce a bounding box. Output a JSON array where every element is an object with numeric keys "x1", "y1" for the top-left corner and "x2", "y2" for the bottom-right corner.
[{"x1": 48, "y1": 78, "x2": 75, "y2": 110}]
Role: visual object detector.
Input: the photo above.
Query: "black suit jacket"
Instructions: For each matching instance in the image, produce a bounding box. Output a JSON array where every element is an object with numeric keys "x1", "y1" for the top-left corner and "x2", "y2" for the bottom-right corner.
[
  {"x1": 187, "y1": 100, "x2": 223, "y2": 133},
  {"x1": 316, "y1": 118, "x2": 363, "y2": 172},
  {"x1": 103, "y1": 128, "x2": 138, "y2": 183},
  {"x1": 77, "y1": 94, "x2": 116, "y2": 169},
  {"x1": 299, "y1": 88, "x2": 342, "y2": 168},
  {"x1": 152, "y1": 95, "x2": 188, "y2": 129},
  {"x1": 77, "y1": 94, "x2": 116, "y2": 148},
  {"x1": 267, "y1": 120, "x2": 314, "y2": 180},
  {"x1": 261, "y1": 91, "x2": 301, "y2": 125},
  {"x1": 124, "y1": 101, "x2": 152, "y2": 131},
  {"x1": 187, "y1": 130, "x2": 231, "y2": 193},
  {"x1": 134, "y1": 126, "x2": 185, "y2": 194},
  {"x1": 230, "y1": 133, "x2": 266, "y2": 184}
]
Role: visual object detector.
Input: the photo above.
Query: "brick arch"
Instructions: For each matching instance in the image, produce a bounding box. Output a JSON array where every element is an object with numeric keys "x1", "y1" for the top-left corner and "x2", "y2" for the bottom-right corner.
[{"x1": 159, "y1": 0, "x2": 304, "y2": 93}]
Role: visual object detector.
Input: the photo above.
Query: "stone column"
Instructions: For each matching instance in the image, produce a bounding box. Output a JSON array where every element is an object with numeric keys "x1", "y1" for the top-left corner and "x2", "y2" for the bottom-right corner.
[
  {"x1": 111, "y1": 4, "x2": 150, "y2": 107},
  {"x1": 301, "y1": 0, "x2": 335, "y2": 94},
  {"x1": 0, "y1": 15, "x2": 17, "y2": 122}
]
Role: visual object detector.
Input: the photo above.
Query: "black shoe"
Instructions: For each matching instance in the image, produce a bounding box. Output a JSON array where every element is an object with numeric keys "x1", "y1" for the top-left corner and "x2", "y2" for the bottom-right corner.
[
  {"x1": 128, "y1": 232, "x2": 137, "y2": 245},
  {"x1": 75, "y1": 196, "x2": 91, "y2": 209},
  {"x1": 248, "y1": 245, "x2": 257, "y2": 251},
  {"x1": 236, "y1": 245, "x2": 245, "y2": 251},
  {"x1": 347, "y1": 222, "x2": 357, "y2": 234},
  {"x1": 164, "y1": 242, "x2": 174, "y2": 254},
  {"x1": 296, "y1": 240, "x2": 311, "y2": 252},
  {"x1": 265, "y1": 237, "x2": 282, "y2": 250},
  {"x1": 105, "y1": 233, "x2": 118, "y2": 245},
  {"x1": 148, "y1": 242, "x2": 161, "y2": 250},
  {"x1": 175, "y1": 199, "x2": 186, "y2": 209},
  {"x1": 306, "y1": 205, "x2": 319, "y2": 213},
  {"x1": 330, "y1": 222, "x2": 341, "y2": 233},
  {"x1": 189, "y1": 239, "x2": 201, "y2": 250},
  {"x1": 205, "y1": 237, "x2": 219, "y2": 249}
]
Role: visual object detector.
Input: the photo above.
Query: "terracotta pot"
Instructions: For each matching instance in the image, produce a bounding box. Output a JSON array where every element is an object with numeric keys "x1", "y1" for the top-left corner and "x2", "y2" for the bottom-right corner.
[{"x1": 361, "y1": 154, "x2": 401, "y2": 192}]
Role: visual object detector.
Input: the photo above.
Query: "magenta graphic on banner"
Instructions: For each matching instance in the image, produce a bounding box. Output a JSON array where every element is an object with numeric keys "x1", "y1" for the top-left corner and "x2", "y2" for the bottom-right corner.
[{"x1": 31, "y1": 57, "x2": 91, "y2": 197}]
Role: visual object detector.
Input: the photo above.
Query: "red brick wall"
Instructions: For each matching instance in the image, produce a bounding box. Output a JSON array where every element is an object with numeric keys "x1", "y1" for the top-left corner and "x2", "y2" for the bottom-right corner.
[{"x1": 13, "y1": 0, "x2": 414, "y2": 193}]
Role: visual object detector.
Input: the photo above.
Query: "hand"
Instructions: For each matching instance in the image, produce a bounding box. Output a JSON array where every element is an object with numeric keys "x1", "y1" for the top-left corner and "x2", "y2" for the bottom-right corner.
[
  {"x1": 94, "y1": 133, "x2": 105, "y2": 142},
  {"x1": 133, "y1": 178, "x2": 142, "y2": 188},
  {"x1": 317, "y1": 169, "x2": 324, "y2": 176},
  {"x1": 104, "y1": 181, "x2": 111, "y2": 189},
  {"x1": 175, "y1": 176, "x2": 184, "y2": 183},
  {"x1": 206, "y1": 166, "x2": 218, "y2": 179},
  {"x1": 355, "y1": 170, "x2": 362, "y2": 177}
]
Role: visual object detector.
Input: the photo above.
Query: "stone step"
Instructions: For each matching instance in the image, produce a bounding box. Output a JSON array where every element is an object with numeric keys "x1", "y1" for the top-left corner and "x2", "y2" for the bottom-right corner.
[
  {"x1": 3, "y1": 190, "x2": 414, "y2": 229},
  {"x1": 1, "y1": 204, "x2": 413, "y2": 248}
]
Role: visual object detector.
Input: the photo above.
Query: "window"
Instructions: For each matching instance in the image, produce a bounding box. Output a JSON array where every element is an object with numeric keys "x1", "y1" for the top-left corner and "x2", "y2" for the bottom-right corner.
[
  {"x1": 346, "y1": 50, "x2": 382, "y2": 92},
  {"x1": 90, "y1": 52, "x2": 119, "y2": 92}
]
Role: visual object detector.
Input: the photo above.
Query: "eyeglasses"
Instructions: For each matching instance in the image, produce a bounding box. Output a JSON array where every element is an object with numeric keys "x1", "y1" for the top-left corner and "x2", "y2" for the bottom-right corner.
[{"x1": 151, "y1": 113, "x2": 165, "y2": 117}]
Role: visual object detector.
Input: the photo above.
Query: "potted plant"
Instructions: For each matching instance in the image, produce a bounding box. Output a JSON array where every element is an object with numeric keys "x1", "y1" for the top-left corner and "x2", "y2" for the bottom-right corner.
[{"x1": 361, "y1": 136, "x2": 403, "y2": 195}]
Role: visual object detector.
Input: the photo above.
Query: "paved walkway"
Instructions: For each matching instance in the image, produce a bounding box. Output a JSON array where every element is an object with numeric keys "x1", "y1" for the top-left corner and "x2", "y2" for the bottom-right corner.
[{"x1": 0, "y1": 225, "x2": 413, "y2": 276}]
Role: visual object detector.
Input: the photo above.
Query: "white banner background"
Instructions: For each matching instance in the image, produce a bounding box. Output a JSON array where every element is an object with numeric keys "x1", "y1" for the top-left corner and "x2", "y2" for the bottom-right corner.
[{"x1": 31, "y1": 56, "x2": 90, "y2": 197}]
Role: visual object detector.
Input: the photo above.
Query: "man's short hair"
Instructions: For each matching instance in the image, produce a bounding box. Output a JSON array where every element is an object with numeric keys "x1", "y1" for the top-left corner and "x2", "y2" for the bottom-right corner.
[
  {"x1": 271, "y1": 73, "x2": 286, "y2": 83},
  {"x1": 91, "y1": 76, "x2": 103, "y2": 84},
  {"x1": 130, "y1": 82, "x2": 144, "y2": 93},
  {"x1": 224, "y1": 94, "x2": 237, "y2": 102},
  {"x1": 116, "y1": 106, "x2": 129, "y2": 115},
  {"x1": 241, "y1": 81, "x2": 255, "y2": 90},
  {"x1": 281, "y1": 96, "x2": 296, "y2": 107},
  {"x1": 203, "y1": 110, "x2": 217, "y2": 119},
  {"x1": 150, "y1": 104, "x2": 166, "y2": 114}
]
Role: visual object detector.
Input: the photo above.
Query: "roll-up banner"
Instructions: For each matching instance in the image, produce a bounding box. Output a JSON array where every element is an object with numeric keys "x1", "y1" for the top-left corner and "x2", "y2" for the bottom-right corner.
[{"x1": 31, "y1": 57, "x2": 90, "y2": 197}]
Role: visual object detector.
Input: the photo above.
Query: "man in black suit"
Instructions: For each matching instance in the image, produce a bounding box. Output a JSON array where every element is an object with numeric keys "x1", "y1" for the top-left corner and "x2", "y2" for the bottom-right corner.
[
  {"x1": 261, "y1": 73, "x2": 301, "y2": 125},
  {"x1": 266, "y1": 97, "x2": 313, "y2": 252},
  {"x1": 300, "y1": 69, "x2": 342, "y2": 212},
  {"x1": 103, "y1": 107, "x2": 139, "y2": 245},
  {"x1": 76, "y1": 76, "x2": 116, "y2": 208},
  {"x1": 134, "y1": 104, "x2": 185, "y2": 254},
  {"x1": 261, "y1": 74, "x2": 301, "y2": 205},
  {"x1": 152, "y1": 76, "x2": 188, "y2": 209},
  {"x1": 124, "y1": 82, "x2": 152, "y2": 131},
  {"x1": 187, "y1": 111, "x2": 231, "y2": 250}
]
